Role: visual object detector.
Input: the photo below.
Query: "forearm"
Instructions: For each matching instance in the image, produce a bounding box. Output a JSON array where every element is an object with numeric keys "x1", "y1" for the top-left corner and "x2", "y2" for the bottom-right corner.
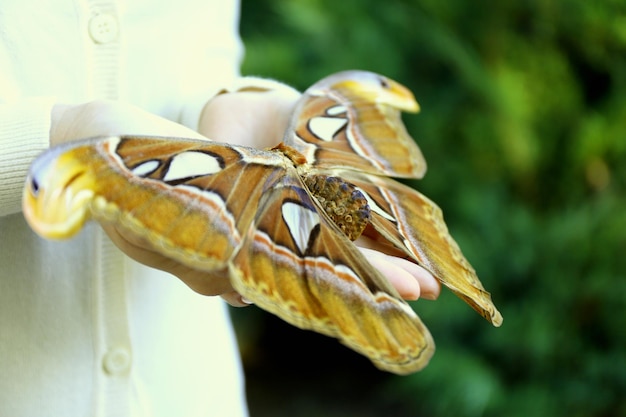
[{"x1": 50, "y1": 100, "x2": 207, "y2": 146}]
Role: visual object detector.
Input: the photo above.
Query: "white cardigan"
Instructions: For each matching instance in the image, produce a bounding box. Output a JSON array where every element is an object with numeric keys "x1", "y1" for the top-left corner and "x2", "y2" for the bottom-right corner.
[{"x1": 0, "y1": 1, "x2": 248, "y2": 416}]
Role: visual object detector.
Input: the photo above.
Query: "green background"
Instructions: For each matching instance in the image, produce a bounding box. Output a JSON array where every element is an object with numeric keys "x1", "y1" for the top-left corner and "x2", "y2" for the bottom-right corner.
[{"x1": 233, "y1": 1, "x2": 626, "y2": 416}]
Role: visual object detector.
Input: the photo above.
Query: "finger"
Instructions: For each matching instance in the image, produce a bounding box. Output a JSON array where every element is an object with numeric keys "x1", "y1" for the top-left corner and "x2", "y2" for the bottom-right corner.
[
  {"x1": 355, "y1": 234, "x2": 441, "y2": 300},
  {"x1": 395, "y1": 258, "x2": 441, "y2": 300},
  {"x1": 357, "y1": 247, "x2": 441, "y2": 301},
  {"x1": 358, "y1": 247, "x2": 418, "y2": 299},
  {"x1": 220, "y1": 291, "x2": 254, "y2": 307}
]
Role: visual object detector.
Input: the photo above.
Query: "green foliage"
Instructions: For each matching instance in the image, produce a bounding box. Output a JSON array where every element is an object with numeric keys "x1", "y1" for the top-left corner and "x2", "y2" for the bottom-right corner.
[{"x1": 235, "y1": 1, "x2": 626, "y2": 415}]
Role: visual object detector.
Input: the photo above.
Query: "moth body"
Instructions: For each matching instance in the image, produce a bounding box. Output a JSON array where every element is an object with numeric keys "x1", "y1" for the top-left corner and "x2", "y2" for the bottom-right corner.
[{"x1": 302, "y1": 174, "x2": 370, "y2": 241}]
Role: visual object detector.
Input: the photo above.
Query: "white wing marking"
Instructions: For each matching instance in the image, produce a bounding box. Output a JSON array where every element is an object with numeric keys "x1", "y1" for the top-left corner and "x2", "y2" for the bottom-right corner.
[
  {"x1": 163, "y1": 151, "x2": 222, "y2": 182},
  {"x1": 281, "y1": 201, "x2": 320, "y2": 254},
  {"x1": 308, "y1": 117, "x2": 348, "y2": 142}
]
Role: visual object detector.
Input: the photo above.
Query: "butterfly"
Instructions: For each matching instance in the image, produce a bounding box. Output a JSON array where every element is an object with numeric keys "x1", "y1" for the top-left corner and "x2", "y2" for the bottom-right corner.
[{"x1": 22, "y1": 71, "x2": 502, "y2": 375}]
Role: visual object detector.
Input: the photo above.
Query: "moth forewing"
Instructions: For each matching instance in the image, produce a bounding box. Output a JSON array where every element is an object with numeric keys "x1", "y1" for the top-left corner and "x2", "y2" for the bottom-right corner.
[{"x1": 285, "y1": 72, "x2": 427, "y2": 178}]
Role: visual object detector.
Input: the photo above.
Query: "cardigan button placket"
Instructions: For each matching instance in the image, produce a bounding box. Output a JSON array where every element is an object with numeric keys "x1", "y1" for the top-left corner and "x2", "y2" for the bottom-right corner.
[{"x1": 88, "y1": 13, "x2": 119, "y2": 44}]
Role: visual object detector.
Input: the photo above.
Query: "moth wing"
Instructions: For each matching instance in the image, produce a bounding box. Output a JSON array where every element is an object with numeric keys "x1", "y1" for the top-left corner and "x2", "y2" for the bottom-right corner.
[
  {"x1": 23, "y1": 135, "x2": 285, "y2": 272},
  {"x1": 284, "y1": 70, "x2": 426, "y2": 179},
  {"x1": 229, "y1": 173, "x2": 435, "y2": 374}
]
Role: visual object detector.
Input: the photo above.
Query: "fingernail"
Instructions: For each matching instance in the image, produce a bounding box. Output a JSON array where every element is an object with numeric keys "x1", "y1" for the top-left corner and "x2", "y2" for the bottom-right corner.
[
  {"x1": 421, "y1": 293, "x2": 438, "y2": 301},
  {"x1": 241, "y1": 296, "x2": 254, "y2": 305}
]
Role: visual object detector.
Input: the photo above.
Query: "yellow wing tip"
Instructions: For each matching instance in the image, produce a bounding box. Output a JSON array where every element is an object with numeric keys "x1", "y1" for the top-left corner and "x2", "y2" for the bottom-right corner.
[
  {"x1": 400, "y1": 98, "x2": 420, "y2": 114},
  {"x1": 321, "y1": 71, "x2": 421, "y2": 114},
  {"x1": 490, "y1": 309, "x2": 504, "y2": 327},
  {"x1": 22, "y1": 144, "x2": 98, "y2": 240},
  {"x1": 22, "y1": 186, "x2": 94, "y2": 240}
]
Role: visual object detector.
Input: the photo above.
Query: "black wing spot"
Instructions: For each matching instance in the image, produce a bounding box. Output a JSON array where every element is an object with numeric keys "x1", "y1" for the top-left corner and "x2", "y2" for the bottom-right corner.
[
  {"x1": 30, "y1": 177, "x2": 40, "y2": 196},
  {"x1": 378, "y1": 76, "x2": 391, "y2": 89}
]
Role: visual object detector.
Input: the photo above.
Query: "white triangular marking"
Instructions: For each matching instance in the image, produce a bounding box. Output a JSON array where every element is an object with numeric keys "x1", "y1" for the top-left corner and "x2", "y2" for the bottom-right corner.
[
  {"x1": 281, "y1": 202, "x2": 320, "y2": 254},
  {"x1": 163, "y1": 151, "x2": 221, "y2": 182},
  {"x1": 308, "y1": 117, "x2": 348, "y2": 142}
]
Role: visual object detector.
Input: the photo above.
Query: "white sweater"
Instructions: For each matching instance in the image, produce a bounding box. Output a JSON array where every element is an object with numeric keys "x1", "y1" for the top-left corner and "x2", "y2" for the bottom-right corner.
[{"x1": 0, "y1": 1, "x2": 248, "y2": 416}]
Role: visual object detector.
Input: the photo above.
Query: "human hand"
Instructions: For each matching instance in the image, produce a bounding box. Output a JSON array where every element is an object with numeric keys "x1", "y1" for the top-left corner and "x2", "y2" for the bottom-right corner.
[{"x1": 198, "y1": 88, "x2": 441, "y2": 302}]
